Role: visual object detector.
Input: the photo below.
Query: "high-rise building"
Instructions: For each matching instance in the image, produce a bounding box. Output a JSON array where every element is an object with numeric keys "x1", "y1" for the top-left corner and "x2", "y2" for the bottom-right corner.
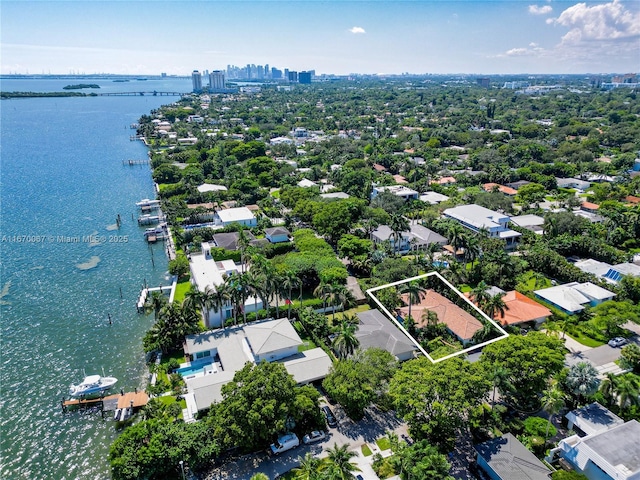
[
  {"x1": 272, "y1": 67, "x2": 282, "y2": 79},
  {"x1": 209, "y1": 70, "x2": 226, "y2": 91},
  {"x1": 192, "y1": 70, "x2": 203, "y2": 93},
  {"x1": 476, "y1": 77, "x2": 490, "y2": 88},
  {"x1": 298, "y1": 71, "x2": 312, "y2": 84},
  {"x1": 288, "y1": 71, "x2": 298, "y2": 82}
]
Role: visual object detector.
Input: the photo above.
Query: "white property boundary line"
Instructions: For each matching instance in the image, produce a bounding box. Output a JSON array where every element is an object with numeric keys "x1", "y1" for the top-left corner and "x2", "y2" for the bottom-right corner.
[{"x1": 366, "y1": 271, "x2": 509, "y2": 363}]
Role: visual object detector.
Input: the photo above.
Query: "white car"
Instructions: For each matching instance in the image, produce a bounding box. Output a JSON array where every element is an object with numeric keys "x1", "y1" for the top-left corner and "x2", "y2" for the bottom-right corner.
[
  {"x1": 608, "y1": 337, "x2": 627, "y2": 348},
  {"x1": 303, "y1": 430, "x2": 326, "y2": 444}
]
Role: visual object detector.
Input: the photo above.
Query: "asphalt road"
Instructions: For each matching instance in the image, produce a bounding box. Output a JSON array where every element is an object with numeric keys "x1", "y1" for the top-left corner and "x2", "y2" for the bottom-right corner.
[{"x1": 565, "y1": 334, "x2": 640, "y2": 368}]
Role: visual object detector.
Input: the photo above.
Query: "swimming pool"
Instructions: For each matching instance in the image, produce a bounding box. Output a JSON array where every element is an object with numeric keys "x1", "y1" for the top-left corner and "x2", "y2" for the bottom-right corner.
[
  {"x1": 433, "y1": 261, "x2": 449, "y2": 268},
  {"x1": 176, "y1": 360, "x2": 215, "y2": 378}
]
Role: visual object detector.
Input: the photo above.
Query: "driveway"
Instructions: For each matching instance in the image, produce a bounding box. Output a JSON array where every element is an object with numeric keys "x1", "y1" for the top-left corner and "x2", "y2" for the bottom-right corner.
[{"x1": 203, "y1": 405, "x2": 409, "y2": 480}]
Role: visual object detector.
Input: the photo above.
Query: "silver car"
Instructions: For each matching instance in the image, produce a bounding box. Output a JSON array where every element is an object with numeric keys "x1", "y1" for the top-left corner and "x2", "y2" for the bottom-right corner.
[{"x1": 303, "y1": 430, "x2": 326, "y2": 444}]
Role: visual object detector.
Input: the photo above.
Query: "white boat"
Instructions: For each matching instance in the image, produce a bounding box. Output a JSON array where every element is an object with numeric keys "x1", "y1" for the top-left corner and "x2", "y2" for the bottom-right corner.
[{"x1": 69, "y1": 374, "x2": 118, "y2": 397}]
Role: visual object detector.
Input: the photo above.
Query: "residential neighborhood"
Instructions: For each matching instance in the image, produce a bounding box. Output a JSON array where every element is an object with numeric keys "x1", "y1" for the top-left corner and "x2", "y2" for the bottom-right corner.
[{"x1": 112, "y1": 76, "x2": 640, "y2": 480}]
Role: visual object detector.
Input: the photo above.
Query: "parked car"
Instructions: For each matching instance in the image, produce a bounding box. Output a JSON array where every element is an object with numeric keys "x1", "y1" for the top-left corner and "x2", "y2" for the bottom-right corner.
[
  {"x1": 608, "y1": 337, "x2": 628, "y2": 347},
  {"x1": 270, "y1": 433, "x2": 300, "y2": 455},
  {"x1": 322, "y1": 405, "x2": 338, "y2": 428},
  {"x1": 303, "y1": 430, "x2": 326, "y2": 444}
]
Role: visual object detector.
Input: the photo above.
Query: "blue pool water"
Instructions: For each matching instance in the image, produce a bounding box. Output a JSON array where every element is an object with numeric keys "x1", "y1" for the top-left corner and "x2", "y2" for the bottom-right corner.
[
  {"x1": 176, "y1": 361, "x2": 213, "y2": 377},
  {"x1": 433, "y1": 260, "x2": 450, "y2": 268}
]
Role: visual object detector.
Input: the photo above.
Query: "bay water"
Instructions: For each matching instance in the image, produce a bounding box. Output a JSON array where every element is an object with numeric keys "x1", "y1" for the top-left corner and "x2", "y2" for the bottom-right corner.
[{"x1": 1, "y1": 77, "x2": 189, "y2": 479}]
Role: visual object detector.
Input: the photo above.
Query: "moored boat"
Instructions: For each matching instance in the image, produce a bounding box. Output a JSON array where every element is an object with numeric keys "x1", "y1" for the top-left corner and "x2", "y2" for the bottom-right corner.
[{"x1": 69, "y1": 374, "x2": 118, "y2": 397}]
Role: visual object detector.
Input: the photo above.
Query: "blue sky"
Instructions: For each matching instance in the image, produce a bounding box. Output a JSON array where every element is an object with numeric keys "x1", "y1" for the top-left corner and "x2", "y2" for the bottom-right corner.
[{"x1": 1, "y1": 0, "x2": 638, "y2": 75}]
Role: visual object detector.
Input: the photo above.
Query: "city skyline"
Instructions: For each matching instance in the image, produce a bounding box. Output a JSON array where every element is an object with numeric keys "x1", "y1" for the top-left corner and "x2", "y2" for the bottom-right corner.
[{"x1": 1, "y1": 0, "x2": 639, "y2": 76}]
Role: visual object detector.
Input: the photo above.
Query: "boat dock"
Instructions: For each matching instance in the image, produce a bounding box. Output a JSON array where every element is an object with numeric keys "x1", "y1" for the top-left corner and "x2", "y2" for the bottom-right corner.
[
  {"x1": 61, "y1": 390, "x2": 149, "y2": 418},
  {"x1": 124, "y1": 159, "x2": 150, "y2": 166},
  {"x1": 136, "y1": 285, "x2": 173, "y2": 312},
  {"x1": 138, "y1": 213, "x2": 164, "y2": 225}
]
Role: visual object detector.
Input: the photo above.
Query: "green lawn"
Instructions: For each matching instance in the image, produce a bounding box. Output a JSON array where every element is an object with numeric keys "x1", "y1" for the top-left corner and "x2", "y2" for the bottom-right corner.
[
  {"x1": 331, "y1": 304, "x2": 371, "y2": 322},
  {"x1": 298, "y1": 339, "x2": 317, "y2": 352},
  {"x1": 361, "y1": 444, "x2": 373, "y2": 456},
  {"x1": 376, "y1": 436, "x2": 391, "y2": 451},
  {"x1": 173, "y1": 278, "x2": 191, "y2": 304},
  {"x1": 565, "y1": 330, "x2": 605, "y2": 348}
]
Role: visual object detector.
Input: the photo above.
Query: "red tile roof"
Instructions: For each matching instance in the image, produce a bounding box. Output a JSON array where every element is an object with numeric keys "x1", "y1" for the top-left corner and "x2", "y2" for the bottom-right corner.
[
  {"x1": 483, "y1": 183, "x2": 518, "y2": 196},
  {"x1": 400, "y1": 290, "x2": 482, "y2": 341},
  {"x1": 497, "y1": 291, "x2": 552, "y2": 326},
  {"x1": 373, "y1": 163, "x2": 387, "y2": 172},
  {"x1": 625, "y1": 195, "x2": 640, "y2": 204},
  {"x1": 393, "y1": 174, "x2": 408, "y2": 184},
  {"x1": 581, "y1": 201, "x2": 600, "y2": 210}
]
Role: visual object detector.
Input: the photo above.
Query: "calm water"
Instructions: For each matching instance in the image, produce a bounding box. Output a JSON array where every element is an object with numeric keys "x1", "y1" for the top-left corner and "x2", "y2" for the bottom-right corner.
[{"x1": 0, "y1": 77, "x2": 189, "y2": 479}]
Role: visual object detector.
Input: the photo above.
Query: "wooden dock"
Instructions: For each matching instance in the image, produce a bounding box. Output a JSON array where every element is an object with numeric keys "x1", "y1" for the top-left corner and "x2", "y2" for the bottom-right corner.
[{"x1": 61, "y1": 390, "x2": 149, "y2": 413}]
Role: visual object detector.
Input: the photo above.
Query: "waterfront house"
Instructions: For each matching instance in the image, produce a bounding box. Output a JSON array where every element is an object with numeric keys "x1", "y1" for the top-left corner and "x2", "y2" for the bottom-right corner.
[
  {"x1": 182, "y1": 318, "x2": 332, "y2": 415},
  {"x1": 534, "y1": 282, "x2": 616, "y2": 315},
  {"x1": 189, "y1": 242, "x2": 262, "y2": 327},
  {"x1": 214, "y1": 207, "x2": 257, "y2": 228},
  {"x1": 197, "y1": 183, "x2": 228, "y2": 194},
  {"x1": 442, "y1": 204, "x2": 521, "y2": 249}
]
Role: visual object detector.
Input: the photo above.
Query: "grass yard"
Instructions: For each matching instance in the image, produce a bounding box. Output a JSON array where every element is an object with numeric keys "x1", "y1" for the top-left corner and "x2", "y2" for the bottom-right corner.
[
  {"x1": 173, "y1": 278, "x2": 191, "y2": 304},
  {"x1": 565, "y1": 330, "x2": 605, "y2": 348},
  {"x1": 361, "y1": 444, "x2": 373, "y2": 456},
  {"x1": 376, "y1": 436, "x2": 391, "y2": 451},
  {"x1": 331, "y1": 304, "x2": 371, "y2": 322},
  {"x1": 298, "y1": 339, "x2": 317, "y2": 352}
]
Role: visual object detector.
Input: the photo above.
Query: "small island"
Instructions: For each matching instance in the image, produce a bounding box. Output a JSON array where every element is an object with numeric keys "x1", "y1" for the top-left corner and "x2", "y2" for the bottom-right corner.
[{"x1": 63, "y1": 83, "x2": 100, "y2": 90}]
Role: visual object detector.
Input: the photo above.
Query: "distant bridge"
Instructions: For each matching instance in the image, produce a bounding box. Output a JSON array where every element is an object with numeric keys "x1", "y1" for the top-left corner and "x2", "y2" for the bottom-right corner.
[{"x1": 97, "y1": 91, "x2": 188, "y2": 97}]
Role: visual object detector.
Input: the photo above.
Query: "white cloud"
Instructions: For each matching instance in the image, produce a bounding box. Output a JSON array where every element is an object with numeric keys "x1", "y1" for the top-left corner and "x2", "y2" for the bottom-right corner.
[
  {"x1": 529, "y1": 42, "x2": 539, "y2": 47},
  {"x1": 349, "y1": 26, "x2": 366, "y2": 34},
  {"x1": 529, "y1": 5, "x2": 553, "y2": 15},
  {"x1": 505, "y1": 48, "x2": 530, "y2": 56},
  {"x1": 549, "y1": 0, "x2": 640, "y2": 43}
]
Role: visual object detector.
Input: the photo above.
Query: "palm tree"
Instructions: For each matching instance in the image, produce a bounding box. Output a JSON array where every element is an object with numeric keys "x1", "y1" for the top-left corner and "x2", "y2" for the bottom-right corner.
[
  {"x1": 488, "y1": 365, "x2": 513, "y2": 407},
  {"x1": 292, "y1": 453, "x2": 322, "y2": 480},
  {"x1": 472, "y1": 321, "x2": 495, "y2": 343},
  {"x1": 485, "y1": 292, "x2": 508, "y2": 321},
  {"x1": 566, "y1": 362, "x2": 600, "y2": 405},
  {"x1": 389, "y1": 213, "x2": 409, "y2": 255},
  {"x1": 599, "y1": 372, "x2": 619, "y2": 407},
  {"x1": 399, "y1": 281, "x2": 427, "y2": 324},
  {"x1": 541, "y1": 386, "x2": 566, "y2": 441},
  {"x1": 332, "y1": 320, "x2": 360, "y2": 359},
  {"x1": 615, "y1": 375, "x2": 640, "y2": 409},
  {"x1": 314, "y1": 281, "x2": 332, "y2": 311},
  {"x1": 246, "y1": 269, "x2": 265, "y2": 321},
  {"x1": 328, "y1": 284, "x2": 351, "y2": 323},
  {"x1": 446, "y1": 222, "x2": 466, "y2": 257},
  {"x1": 324, "y1": 443, "x2": 360, "y2": 480},
  {"x1": 470, "y1": 281, "x2": 491, "y2": 310},
  {"x1": 281, "y1": 270, "x2": 300, "y2": 320},
  {"x1": 463, "y1": 234, "x2": 480, "y2": 268},
  {"x1": 223, "y1": 273, "x2": 243, "y2": 325},
  {"x1": 183, "y1": 285, "x2": 204, "y2": 318},
  {"x1": 250, "y1": 474, "x2": 270, "y2": 480},
  {"x1": 144, "y1": 290, "x2": 167, "y2": 320},
  {"x1": 206, "y1": 284, "x2": 230, "y2": 328}
]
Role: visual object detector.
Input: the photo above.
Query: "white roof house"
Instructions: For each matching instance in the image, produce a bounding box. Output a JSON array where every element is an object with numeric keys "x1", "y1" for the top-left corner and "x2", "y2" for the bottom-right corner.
[
  {"x1": 371, "y1": 224, "x2": 447, "y2": 253},
  {"x1": 442, "y1": 204, "x2": 521, "y2": 247},
  {"x1": 419, "y1": 191, "x2": 450, "y2": 204},
  {"x1": 214, "y1": 207, "x2": 257, "y2": 227},
  {"x1": 320, "y1": 192, "x2": 350, "y2": 200},
  {"x1": 197, "y1": 183, "x2": 228, "y2": 193},
  {"x1": 575, "y1": 259, "x2": 640, "y2": 284},
  {"x1": 182, "y1": 318, "x2": 332, "y2": 413},
  {"x1": 371, "y1": 185, "x2": 419, "y2": 201},
  {"x1": 297, "y1": 179, "x2": 317, "y2": 188},
  {"x1": 534, "y1": 282, "x2": 616, "y2": 314},
  {"x1": 555, "y1": 404, "x2": 640, "y2": 480},
  {"x1": 189, "y1": 243, "x2": 261, "y2": 328}
]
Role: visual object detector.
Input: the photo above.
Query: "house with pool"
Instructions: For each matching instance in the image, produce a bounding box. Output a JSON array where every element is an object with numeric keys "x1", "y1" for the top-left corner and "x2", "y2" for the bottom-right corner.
[
  {"x1": 188, "y1": 242, "x2": 262, "y2": 328},
  {"x1": 180, "y1": 318, "x2": 333, "y2": 417}
]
